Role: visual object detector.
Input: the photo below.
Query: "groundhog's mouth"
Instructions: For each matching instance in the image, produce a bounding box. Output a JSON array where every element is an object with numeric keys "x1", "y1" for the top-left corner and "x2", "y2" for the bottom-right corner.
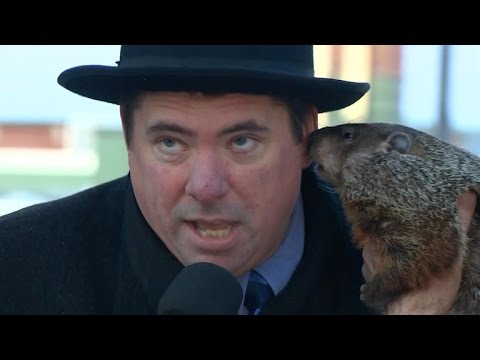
[
  {"x1": 312, "y1": 161, "x2": 323, "y2": 170},
  {"x1": 311, "y1": 162, "x2": 325, "y2": 175}
]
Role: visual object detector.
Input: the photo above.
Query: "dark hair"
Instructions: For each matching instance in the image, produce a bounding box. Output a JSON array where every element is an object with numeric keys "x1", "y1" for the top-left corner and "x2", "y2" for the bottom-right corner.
[
  {"x1": 119, "y1": 90, "x2": 312, "y2": 149},
  {"x1": 119, "y1": 90, "x2": 141, "y2": 148}
]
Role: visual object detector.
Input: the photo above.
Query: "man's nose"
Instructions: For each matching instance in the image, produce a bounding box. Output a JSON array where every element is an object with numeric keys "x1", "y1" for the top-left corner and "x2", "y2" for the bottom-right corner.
[{"x1": 185, "y1": 152, "x2": 229, "y2": 202}]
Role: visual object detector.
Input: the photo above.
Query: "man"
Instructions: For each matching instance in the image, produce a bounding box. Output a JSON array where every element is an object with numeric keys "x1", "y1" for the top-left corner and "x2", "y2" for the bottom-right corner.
[{"x1": 0, "y1": 45, "x2": 475, "y2": 314}]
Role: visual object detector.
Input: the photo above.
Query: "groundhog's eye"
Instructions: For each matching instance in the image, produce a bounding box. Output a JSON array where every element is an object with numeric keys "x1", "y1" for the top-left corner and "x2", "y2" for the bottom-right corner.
[{"x1": 341, "y1": 127, "x2": 355, "y2": 141}]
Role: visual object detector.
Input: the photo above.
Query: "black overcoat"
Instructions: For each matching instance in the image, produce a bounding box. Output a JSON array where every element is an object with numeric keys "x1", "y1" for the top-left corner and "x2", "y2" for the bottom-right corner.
[{"x1": 0, "y1": 167, "x2": 370, "y2": 314}]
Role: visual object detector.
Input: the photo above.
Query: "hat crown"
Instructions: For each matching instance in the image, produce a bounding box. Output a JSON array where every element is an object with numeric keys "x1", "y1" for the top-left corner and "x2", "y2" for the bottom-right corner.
[{"x1": 117, "y1": 45, "x2": 314, "y2": 76}]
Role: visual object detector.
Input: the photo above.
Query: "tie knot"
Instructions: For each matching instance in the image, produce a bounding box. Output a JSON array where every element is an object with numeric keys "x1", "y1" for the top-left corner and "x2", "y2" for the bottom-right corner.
[{"x1": 244, "y1": 270, "x2": 274, "y2": 315}]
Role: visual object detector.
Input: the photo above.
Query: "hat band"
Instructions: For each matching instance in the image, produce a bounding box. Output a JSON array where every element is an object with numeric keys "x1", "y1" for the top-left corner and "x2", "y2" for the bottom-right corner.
[{"x1": 118, "y1": 56, "x2": 314, "y2": 77}]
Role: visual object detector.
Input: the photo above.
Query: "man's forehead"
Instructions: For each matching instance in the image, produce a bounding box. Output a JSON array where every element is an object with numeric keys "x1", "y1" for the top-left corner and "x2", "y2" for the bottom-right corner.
[
  {"x1": 139, "y1": 91, "x2": 283, "y2": 104},
  {"x1": 135, "y1": 91, "x2": 288, "y2": 117}
]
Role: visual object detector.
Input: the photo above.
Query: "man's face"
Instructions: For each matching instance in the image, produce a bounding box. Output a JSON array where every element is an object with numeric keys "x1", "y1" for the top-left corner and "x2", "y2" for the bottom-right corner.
[{"x1": 127, "y1": 92, "x2": 311, "y2": 277}]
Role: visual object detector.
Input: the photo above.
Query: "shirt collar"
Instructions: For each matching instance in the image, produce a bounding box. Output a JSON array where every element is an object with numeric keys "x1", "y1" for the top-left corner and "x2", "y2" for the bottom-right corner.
[{"x1": 238, "y1": 192, "x2": 305, "y2": 296}]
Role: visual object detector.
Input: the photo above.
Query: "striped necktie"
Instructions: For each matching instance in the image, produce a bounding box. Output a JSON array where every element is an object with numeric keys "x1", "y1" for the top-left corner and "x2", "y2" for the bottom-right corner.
[{"x1": 244, "y1": 270, "x2": 274, "y2": 315}]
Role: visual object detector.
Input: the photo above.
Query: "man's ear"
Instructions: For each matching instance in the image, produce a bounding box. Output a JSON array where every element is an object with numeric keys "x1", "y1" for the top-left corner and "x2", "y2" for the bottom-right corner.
[
  {"x1": 119, "y1": 105, "x2": 130, "y2": 151},
  {"x1": 119, "y1": 105, "x2": 127, "y2": 133},
  {"x1": 302, "y1": 106, "x2": 318, "y2": 168}
]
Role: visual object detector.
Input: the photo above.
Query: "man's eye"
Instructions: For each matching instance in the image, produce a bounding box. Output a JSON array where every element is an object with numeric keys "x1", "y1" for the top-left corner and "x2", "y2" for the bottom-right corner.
[
  {"x1": 157, "y1": 137, "x2": 187, "y2": 154},
  {"x1": 231, "y1": 136, "x2": 257, "y2": 152},
  {"x1": 162, "y1": 138, "x2": 178, "y2": 148},
  {"x1": 234, "y1": 137, "x2": 249, "y2": 146}
]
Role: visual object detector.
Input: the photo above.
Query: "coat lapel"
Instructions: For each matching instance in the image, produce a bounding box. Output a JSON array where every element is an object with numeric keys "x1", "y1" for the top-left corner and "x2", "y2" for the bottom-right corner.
[{"x1": 113, "y1": 177, "x2": 184, "y2": 314}]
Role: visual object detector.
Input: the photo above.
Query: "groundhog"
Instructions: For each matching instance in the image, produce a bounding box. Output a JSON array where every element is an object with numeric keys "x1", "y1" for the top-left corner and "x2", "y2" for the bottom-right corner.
[{"x1": 308, "y1": 122, "x2": 480, "y2": 314}]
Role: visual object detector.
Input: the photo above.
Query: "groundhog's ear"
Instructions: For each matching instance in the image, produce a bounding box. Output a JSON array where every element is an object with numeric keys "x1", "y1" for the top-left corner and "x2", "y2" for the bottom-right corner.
[{"x1": 382, "y1": 132, "x2": 412, "y2": 154}]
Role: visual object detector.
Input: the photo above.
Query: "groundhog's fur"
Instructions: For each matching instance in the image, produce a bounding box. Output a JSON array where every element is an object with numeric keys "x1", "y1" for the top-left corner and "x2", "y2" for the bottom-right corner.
[{"x1": 308, "y1": 122, "x2": 480, "y2": 314}]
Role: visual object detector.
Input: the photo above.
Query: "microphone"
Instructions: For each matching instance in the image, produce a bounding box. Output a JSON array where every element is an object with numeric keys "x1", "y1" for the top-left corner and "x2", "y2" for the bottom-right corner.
[{"x1": 157, "y1": 262, "x2": 243, "y2": 315}]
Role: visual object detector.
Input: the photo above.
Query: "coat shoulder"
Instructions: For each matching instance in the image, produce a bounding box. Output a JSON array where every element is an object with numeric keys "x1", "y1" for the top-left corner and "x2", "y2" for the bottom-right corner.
[
  {"x1": 0, "y1": 176, "x2": 128, "y2": 236},
  {"x1": 0, "y1": 176, "x2": 129, "y2": 314}
]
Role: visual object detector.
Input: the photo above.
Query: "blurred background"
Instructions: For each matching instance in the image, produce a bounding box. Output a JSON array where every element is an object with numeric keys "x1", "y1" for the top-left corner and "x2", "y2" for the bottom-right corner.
[{"x1": 0, "y1": 45, "x2": 479, "y2": 216}]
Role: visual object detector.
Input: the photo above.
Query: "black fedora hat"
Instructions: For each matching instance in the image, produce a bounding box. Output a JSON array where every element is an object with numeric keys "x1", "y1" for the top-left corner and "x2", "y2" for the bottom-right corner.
[{"x1": 58, "y1": 45, "x2": 370, "y2": 113}]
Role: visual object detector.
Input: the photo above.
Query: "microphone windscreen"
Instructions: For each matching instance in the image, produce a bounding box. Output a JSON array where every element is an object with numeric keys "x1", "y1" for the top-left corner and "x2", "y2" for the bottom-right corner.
[{"x1": 156, "y1": 262, "x2": 243, "y2": 315}]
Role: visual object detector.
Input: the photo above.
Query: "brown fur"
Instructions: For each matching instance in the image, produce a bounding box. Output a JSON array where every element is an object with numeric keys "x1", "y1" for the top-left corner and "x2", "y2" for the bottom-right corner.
[{"x1": 308, "y1": 123, "x2": 480, "y2": 314}]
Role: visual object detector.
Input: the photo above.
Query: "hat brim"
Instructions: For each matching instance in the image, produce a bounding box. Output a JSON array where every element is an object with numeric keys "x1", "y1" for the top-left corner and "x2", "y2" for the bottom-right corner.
[{"x1": 58, "y1": 65, "x2": 370, "y2": 113}]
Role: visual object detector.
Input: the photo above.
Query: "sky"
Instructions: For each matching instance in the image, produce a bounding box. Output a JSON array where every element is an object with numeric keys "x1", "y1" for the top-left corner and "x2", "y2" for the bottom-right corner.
[
  {"x1": 399, "y1": 45, "x2": 480, "y2": 131},
  {"x1": 0, "y1": 45, "x2": 120, "y2": 124},
  {"x1": 0, "y1": 45, "x2": 479, "y2": 131}
]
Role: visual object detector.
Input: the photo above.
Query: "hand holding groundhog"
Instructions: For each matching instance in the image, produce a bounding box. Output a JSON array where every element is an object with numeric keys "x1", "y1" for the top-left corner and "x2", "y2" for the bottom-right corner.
[
  {"x1": 308, "y1": 123, "x2": 480, "y2": 314},
  {"x1": 363, "y1": 191, "x2": 477, "y2": 314}
]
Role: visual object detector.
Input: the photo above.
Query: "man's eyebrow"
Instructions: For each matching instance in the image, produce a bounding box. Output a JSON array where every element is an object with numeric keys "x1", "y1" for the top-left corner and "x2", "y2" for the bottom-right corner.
[
  {"x1": 145, "y1": 121, "x2": 195, "y2": 137},
  {"x1": 144, "y1": 119, "x2": 269, "y2": 138},
  {"x1": 219, "y1": 120, "x2": 270, "y2": 136}
]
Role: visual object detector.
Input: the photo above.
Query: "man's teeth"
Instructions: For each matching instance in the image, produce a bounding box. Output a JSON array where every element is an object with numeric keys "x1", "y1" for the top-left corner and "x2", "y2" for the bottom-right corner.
[{"x1": 195, "y1": 224, "x2": 232, "y2": 238}]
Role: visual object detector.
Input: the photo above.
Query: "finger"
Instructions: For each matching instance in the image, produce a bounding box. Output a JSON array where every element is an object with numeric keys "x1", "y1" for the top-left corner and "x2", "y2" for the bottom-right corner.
[
  {"x1": 457, "y1": 191, "x2": 477, "y2": 234},
  {"x1": 446, "y1": 191, "x2": 476, "y2": 279},
  {"x1": 361, "y1": 262, "x2": 373, "y2": 282},
  {"x1": 362, "y1": 245, "x2": 377, "y2": 281}
]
